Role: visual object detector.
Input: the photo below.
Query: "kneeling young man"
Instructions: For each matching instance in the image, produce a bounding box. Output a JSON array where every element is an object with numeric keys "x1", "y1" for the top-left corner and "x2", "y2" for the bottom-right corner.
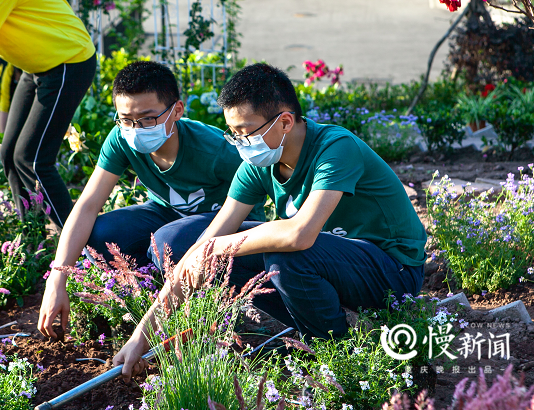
[
  {"x1": 38, "y1": 61, "x2": 263, "y2": 339},
  {"x1": 114, "y1": 63, "x2": 427, "y2": 381}
]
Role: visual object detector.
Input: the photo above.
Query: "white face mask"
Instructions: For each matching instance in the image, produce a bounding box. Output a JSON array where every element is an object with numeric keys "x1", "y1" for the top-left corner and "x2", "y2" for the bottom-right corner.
[
  {"x1": 235, "y1": 115, "x2": 286, "y2": 167},
  {"x1": 120, "y1": 103, "x2": 176, "y2": 154}
]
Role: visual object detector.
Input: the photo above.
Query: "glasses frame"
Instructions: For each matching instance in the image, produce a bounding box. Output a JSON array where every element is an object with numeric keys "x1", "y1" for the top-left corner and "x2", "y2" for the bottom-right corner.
[
  {"x1": 223, "y1": 111, "x2": 295, "y2": 146},
  {"x1": 114, "y1": 102, "x2": 176, "y2": 129}
]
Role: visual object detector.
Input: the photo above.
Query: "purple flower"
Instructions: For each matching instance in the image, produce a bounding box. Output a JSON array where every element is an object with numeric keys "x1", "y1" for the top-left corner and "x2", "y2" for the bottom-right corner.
[
  {"x1": 0, "y1": 288, "x2": 10, "y2": 295},
  {"x1": 105, "y1": 278, "x2": 116, "y2": 290},
  {"x1": 98, "y1": 333, "x2": 106, "y2": 345},
  {"x1": 456, "y1": 239, "x2": 463, "y2": 246},
  {"x1": 19, "y1": 391, "x2": 32, "y2": 398},
  {"x1": 21, "y1": 197, "x2": 29, "y2": 210},
  {"x1": 105, "y1": 406, "x2": 115, "y2": 410},
  {"x1": 37, "y1": 363, "x2": 46, "y2": 372},
  {"x1": 265, "y1": 380, "x2": 280, "y2": 402},
  {"x1": 45, "y1": 204, "x2": 51, "y2": 215},
  {"x1": 140, "y1": 382, "x2": 154, "y2": 391}
]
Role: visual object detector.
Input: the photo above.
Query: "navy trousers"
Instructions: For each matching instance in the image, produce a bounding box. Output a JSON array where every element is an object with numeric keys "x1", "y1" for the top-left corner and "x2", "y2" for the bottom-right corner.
[{"x1": 143, "y1": 213, "x2": 426, "y2": 340}]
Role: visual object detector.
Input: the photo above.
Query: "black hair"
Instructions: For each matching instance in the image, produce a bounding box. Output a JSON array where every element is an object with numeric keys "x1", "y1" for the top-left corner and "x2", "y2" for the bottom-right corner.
[
  {"x1": 113, "y1": 61, "x2": 180, "y2": 106},
  {"x1": 217, "y1": 63, "x2": 303, "y2": 121}
]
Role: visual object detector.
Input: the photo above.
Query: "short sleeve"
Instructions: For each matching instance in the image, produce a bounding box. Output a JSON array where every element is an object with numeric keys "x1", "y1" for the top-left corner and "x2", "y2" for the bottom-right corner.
[
  {"x1": 311, "y1": 137, "x2": 364, "y2": 196},
  {"x1": 0, "y1": 63, "x2": 13, "y2": 112},
  {"x1": 96, "y1": 126, "x2": 130, "y2": 176},
  {"x1": 228, "y1": 162, "x2": 267, "y2": 205}
]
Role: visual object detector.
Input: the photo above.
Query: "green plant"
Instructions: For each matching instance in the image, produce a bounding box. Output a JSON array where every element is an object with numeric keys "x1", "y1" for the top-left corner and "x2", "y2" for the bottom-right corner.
[
  {"x1": 0, "y1": 353, "x2": 38, "y2": 409},
  {"x1": 141, "y1": 238, "x2": 279, "y2": 409},
  {"x1": 487, "y1": 99, "x2": 534, "y2": 156},
  {"x1": 415, "y1": 104, "x2": 465, "y2": 152},
  {"x1": 0, "y1": 188, "x2": 56, "y2": 306},
  {"x1": 456, "y1": 90, "x2": 499, "y2": 130},
  {"x1": 64, "y1": 243, "x2": 162, "y2": 341},
  {"x1": 426, "y1": 169, "x2": 534, "y2": 293}
]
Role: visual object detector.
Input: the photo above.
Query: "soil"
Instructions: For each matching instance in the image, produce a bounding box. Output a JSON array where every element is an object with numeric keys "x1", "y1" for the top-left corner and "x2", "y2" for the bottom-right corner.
[{"x1": 1, "y1": 145, "x2": 534, "y2": 410}]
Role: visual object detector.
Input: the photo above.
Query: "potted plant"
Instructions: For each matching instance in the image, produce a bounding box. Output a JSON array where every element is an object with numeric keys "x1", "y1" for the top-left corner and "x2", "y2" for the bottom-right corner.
[{"x1": 456, "y1": 85, "x2": 499, "y2": 132}]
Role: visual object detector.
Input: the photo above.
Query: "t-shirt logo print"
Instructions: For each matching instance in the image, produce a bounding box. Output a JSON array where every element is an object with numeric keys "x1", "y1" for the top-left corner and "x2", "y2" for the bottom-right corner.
[
  {"x1": 169, "y1": 188, "x2": 205, "y2": 215},
  {"x1": 285, "y1": 195, "x2": 299, "y2": 218}
]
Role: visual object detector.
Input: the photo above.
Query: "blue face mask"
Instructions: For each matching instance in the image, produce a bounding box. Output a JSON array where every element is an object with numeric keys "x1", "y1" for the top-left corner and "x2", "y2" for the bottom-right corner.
[
  {"x1": 235, "y1": 115, "x2": 286, "y2": 167},
  {"x1": 120, "y1": 104, "x2": 176, "y2": 154}
]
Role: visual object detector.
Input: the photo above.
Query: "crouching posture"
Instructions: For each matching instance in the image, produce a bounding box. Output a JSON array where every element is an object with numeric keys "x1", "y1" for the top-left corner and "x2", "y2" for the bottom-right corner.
[{"x1": 114, "y1": 63, "x2": 427, "y2": 381}]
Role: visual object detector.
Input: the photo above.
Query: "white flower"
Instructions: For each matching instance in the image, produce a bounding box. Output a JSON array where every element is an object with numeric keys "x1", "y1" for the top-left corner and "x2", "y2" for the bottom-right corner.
[
  {"x1": 342, "y1": 405, "x2": 354, "y2": 410},
  {"x1": 380, "y1": 325, "x2": 389, "y2": 334},
  {"x1": 359, "y1": 381, "x2": 370, "y2": 390},
  {"x1": 353, "y1": 348, "x2": 363, "y2": 355},
  {"x1": 406, "y1": 379, "x2": 413, "y2": 387}
]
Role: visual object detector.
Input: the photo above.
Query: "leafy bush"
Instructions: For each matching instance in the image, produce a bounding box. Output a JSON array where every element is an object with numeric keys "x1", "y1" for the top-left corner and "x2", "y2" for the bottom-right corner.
[
  {"x1": 0, "y1": 188, "x2": 55, "y2": 306},
  {"x1": 415, "y1": 104, "x2": 465, "y2": 152},
  {"x1": 447, "y1": 15, "x2": 534, "y2": 87},
  {"x1": 427, "y1": 170, "x2": 534, "y2": 293}
]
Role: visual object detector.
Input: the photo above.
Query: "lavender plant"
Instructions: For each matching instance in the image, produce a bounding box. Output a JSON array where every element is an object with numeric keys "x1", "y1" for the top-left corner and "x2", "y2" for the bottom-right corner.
[
  {"x1": 427, "y1": 167, "x2": 534, "y2": 293},
  {"x1": 64, "y1": 244, "x2": 162, "y2": 341}
]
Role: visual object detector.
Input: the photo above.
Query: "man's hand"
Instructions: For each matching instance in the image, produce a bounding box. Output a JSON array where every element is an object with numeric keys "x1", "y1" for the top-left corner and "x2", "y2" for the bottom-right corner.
[
  {"x1": 38, "y1": 273, "x2": 70, "y2": 339},
  {"x1": 178, "y1": 244, "x2": 207, "y2": 289},
  {"x1": 113, "y1": 331, "x2": 150, "y2": 383}
]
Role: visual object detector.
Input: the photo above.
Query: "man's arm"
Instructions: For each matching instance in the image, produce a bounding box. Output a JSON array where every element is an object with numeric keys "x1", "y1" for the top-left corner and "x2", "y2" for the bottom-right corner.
[
  {"x1": 113, "y1": 190, "x2": 343, "y2": 381},
  {"x1": 38, "y1": 166, "x2": 120, "y2": 338}
]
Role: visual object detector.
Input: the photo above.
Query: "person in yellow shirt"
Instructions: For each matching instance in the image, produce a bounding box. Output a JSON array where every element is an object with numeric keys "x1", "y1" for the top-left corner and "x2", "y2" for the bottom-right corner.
[
  {"x1": 0, "y1": 62, "x2": 22, "y2": 133},
  {"x1": 0, "y1": 0, "x2": 96, "y2": 227}
]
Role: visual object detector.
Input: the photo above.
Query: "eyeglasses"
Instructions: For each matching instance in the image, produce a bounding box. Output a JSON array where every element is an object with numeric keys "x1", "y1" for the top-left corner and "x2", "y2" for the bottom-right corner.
[
  {"x1": 114, "y1": 102, "x2": 176, "y2": 129},
  {"x1": 223, "y1": 111, "x2": 295, "y2": 146}
]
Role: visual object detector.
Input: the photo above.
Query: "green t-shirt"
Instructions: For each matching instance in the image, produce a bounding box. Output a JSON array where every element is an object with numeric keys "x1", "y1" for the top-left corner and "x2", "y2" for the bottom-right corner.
[
  {"x1": 97, "y1": 118, "x2": 265, "y2": 221},
  {"x1": 228, "y1": 118, "x2": 426, "y2": 266}
]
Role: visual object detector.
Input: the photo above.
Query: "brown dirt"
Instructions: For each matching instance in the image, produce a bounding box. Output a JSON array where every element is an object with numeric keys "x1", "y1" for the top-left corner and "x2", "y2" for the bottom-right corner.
[{"x1": 1, "y1": 145, "x2": 533, "y2": 409}]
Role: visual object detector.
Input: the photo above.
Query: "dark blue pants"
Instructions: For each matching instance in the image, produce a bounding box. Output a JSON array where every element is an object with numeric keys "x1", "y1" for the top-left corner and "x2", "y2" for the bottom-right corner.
[
  {"x1": 86, "y1": 200, "x2": 217, "y2": 267},
  {"x1": 144, "y1": 213, "x2": 426, "y2": 341}
]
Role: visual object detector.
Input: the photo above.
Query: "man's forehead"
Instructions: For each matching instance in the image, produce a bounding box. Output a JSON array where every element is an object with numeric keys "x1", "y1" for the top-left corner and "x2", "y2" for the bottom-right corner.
[
  {"x1": 115, "y1": 92, "x2": 164, "y2": 115},
  {"x1": 224, "y1": 104, "x2": 264, "y2": 127}
]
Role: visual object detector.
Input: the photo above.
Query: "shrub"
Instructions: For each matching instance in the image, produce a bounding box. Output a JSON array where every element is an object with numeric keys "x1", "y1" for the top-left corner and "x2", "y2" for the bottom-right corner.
[
  {"x1": 447, "y1": 16, "x2": 534, "y2": 87},
  {"x1": 415, "y1": 104, "x2": 465, "y2": 152}
]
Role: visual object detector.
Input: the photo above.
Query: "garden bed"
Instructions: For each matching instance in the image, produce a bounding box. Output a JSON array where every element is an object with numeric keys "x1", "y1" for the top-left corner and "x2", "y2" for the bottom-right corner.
[{"x1": 2, "y1": 147, "x2": 534, "y2": 409}]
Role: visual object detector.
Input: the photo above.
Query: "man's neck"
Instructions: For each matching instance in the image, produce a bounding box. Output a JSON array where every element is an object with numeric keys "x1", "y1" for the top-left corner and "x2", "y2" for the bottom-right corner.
[
  {"x1": 279, "y1": 120, "x2": 307, "y2": 170},
  {"x1": 149, "y1": 127, "x2": 179, "y2": 171}
]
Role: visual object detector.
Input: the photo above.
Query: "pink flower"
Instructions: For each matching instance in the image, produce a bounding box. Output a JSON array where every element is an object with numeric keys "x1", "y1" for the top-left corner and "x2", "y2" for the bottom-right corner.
[
  {"x1": 0, "y1": 288, "x2": 10, "y2": 295},
  {"x1": 93, "y1": 0, "x2": 101, "y2": 5},
  {"x1": 45, "y1": 204, "x2": 51, "y2": 215},
  {"x1": 43, "y1": 270, "x2": 51, "y2": 280},
  {"x1": 83, "y1": 259, "x2": 92, "y2": 269},
  {"x1": 1, "y1": 242, "x2": 10, "y2": 254},
  {"x1": 105, "y1": 2, "x2": 115, "y2": 10}
]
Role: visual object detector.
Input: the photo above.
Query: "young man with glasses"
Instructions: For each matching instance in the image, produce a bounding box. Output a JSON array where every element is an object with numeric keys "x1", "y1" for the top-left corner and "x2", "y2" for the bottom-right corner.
[
  {"x1": 114, "y1": 63, "x2": 427, "y2": 382},
  {"x1": 38, "y1": 61, "x2": 264, "y2": 339}
]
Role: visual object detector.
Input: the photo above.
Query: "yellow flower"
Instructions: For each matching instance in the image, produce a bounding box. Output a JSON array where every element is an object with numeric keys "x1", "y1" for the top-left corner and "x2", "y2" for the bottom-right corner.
[{"x1": 64, "y1": 124, "x2": 87, "y2": 153}]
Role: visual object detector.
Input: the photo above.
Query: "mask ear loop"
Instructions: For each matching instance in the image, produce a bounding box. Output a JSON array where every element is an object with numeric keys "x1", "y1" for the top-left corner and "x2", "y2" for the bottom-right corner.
[
  {"x1": 164, "y1": 103, "x2": 177, "y2": 138},
  {"x1": 279, "y1": 134, "x2": 286, "y2": 148}
]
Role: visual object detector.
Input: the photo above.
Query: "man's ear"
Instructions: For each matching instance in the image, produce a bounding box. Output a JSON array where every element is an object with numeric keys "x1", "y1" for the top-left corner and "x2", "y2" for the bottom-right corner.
[
  {"x1": 280, "y1": 111, "x2": 295, "y2": 134},
  {"x1": 173, "y1": 101, "x2": 185, "y2": 121}
]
